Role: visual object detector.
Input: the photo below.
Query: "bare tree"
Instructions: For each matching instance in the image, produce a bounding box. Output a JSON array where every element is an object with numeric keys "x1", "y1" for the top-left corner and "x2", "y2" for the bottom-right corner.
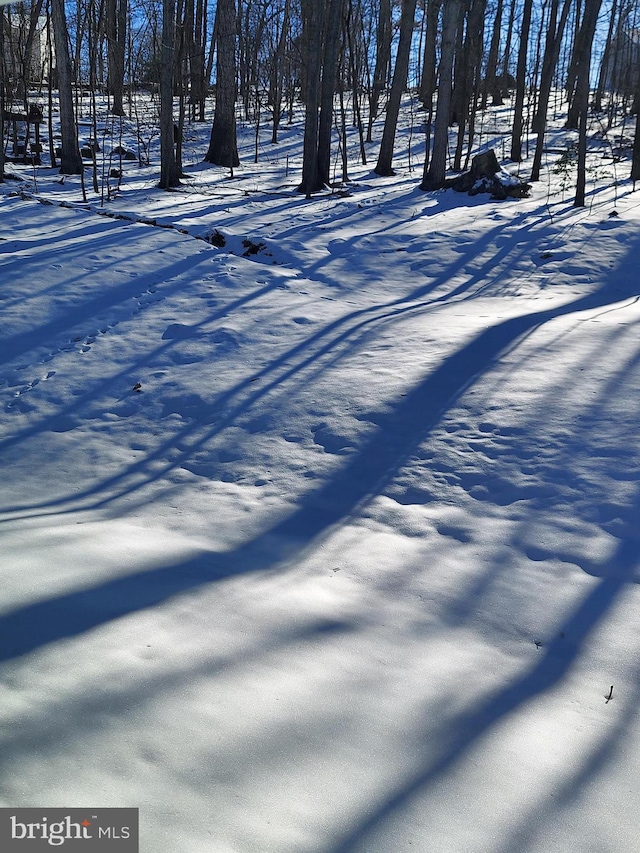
[
  {"x1": 159, "y1": 0, "x2": 180, "y2": 188},
  {"x1": 451, "y1": 0, "x2": 486, "y2": 171},
  {"x1": 482, "y1": 0, "x2": 505, "y2": 108},
  {"x1": 419, "y1": 0, "x2": 442, "y2": 107},
  {"x1": 204, "y1": 0, "x2": 240, "y2": 167},
  {"x1": 367, "y1": 0, "x2": 391, "y2": 142},
  {"x1": 530, "y1": 0, "x2": 573, "y2": 182},
  {"x1": 269, "y1": 0, "x2": 291, "y2": 143},
  {"x1": 374, "y1": 0, "x2": 418, "y2": 176},
  {"x1": 567, "y1": 0, "x2": 602, "y2": 129},
  {"x1": 572, "y1": 0, "x2": 603, "y2": 206},
  {"x1": 51, "y1": 0, "x2": 83, "y2": 174},
  {"x1": 106, "y1": 0, "x2": 127, "y2": 115},
  {"x1": 0, "y1": 7, "x2": 5, "y2": 182},
  {"x1": 510, "y1": 0, "x2": 533, "y2": 161},
  {"x1": 421, "y1": 0, "x2": 460, "y2": 189},
  {"x1": 298, "y1": 0, "x2": 325, "y2": 195}
]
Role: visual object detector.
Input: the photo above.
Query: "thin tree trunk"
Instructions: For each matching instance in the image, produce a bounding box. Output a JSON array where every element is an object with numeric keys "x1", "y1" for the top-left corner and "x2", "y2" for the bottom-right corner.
[
  {"x1": 594, "y1": 0, "x2": 618, "y2": 111},
  {"x1": 159, "y1": 0, "x2": 180, "y2": 188},
  {"x1": 106, "y1": 0, "x2": 127, "y2": 115},
  {"x1": 510, "y1": 0, "x2": 533, "y2": 161},
  {"x1": 0, "y1": 9, "x2": 5, "y2": 181},
  {"x1": 452, "y1": 0, "x2": 485, "y2": 171},
  {"x1": 20, "y1": 0, "x2": 46, "y2": 110},
  {"x1": 375, "y1": 0, "x2": 418, "y2": 176},
  {"x1": 419, "y1": 0, "x2": 441, "y2": 106},
  {"x1": 631, "y1": 89, "x2": 640, "y2": 183},
  {"x1": 421, "y1": 0, "x2": 459, "y2": 190},
  {"x1": 501, "y1": 0, "x2": 517, "y2": 77},
  {"x1": 270, "y1": 0, "x2": 290, "y2": 143},
  {"x1": 567, "y1": 0, "x2": 602, "y2": 129},
  {"x1": 367, "y1": 0, "x2": 391, "y2": 142},
  {"x1": 530, "y1": 0, "x2": 573, "y2": 181},
  {"x1": 318, "y1": 0, "x2": 346, "y2": 186},
  {"x1": 482, "y1": 0, "x2": 504, "y2": 108},
  {"x1": 573, "y1": 0, "x2": 603, "y2": 205},
  {"x1": 51, "y1": 0, "x2": 83, "y2": 174}
]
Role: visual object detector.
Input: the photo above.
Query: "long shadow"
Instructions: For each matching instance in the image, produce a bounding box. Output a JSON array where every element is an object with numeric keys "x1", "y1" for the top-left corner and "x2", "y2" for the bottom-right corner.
[
  {"x1": 491, "y1": 654, "x2": 640, "y2": 853},
  {"x1": 1, "y1": 185, "x2": 593, "y2": 524},
  {"x1": 324, "y1": 533, "x2": 640, "y2": 853},
  {"x1": 1, "y1": 260, "x2": 638, "y2": 665},
  {"x1": 0, "y1": 220, "x2": 533, "y2": 514}
]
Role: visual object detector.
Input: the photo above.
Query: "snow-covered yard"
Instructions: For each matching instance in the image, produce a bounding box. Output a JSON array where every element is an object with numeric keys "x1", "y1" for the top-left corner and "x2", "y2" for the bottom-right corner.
[{"x1": 1, "y1": 105, "x2": 640, "y2": 851}]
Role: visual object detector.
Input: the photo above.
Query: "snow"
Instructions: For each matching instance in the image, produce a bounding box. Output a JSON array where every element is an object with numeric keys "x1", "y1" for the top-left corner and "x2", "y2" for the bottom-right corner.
[{"x1": 2, "y1": 100, "x2": 640, "y2": 852}]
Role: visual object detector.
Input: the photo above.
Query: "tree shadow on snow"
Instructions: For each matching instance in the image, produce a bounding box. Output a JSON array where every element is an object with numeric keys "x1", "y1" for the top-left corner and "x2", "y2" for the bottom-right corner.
[
  {"x1": 1, "y1": 232, "x2": 639, "y2": 656},
  {"x1": 1, "y1": 209, "x2": 640, "y2": 850}
]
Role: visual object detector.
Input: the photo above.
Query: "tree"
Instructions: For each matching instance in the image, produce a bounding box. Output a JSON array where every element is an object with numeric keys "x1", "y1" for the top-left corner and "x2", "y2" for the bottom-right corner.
[
  {"x1": 530, "y1": 0, "x2": 573, "y2": 182},
  {"x1": 367, "y1": 0, "x2": 392, "y2": 142},
  {"x1": 159, "y1": 0, "x2": 181, "y2": 188},
  {"x1": 419, "y1": 0, "x2": 442, "y2": 107},
  {"x1": 0, "y1": 7, "x2": 4, "y2": 182},
  {"x1": 450, "y1": 0, "x2": 486, "y2": 171},
  {"x1": 51, "y1": 0, "x2": 83, "y2": 174},
  {"x1": 510, "y1": 0, "x2": 533, "y2": 161},
  {"x1": 269, "y1": 0, "x2": 291, "y2": 143},
  {"x1": 318, "y1": 0, "x2": 346, "y2": 186},
  {"x1": 572, "y1": 0, "x2": 603, "y2": 206},
  {"x1": 482, "y1": 0, "x2": 505, "y2": 108},
  {"x1": 421, "y1": 0, "x2": 460, "y2": 190},
  {"x1": 189, "y1": 0, "x2": 208, "y2": 122},
  {"x1": 106, "y1": 0, "x2": 128, "y2": 116},
  {"x1": 374, "y1": 0, "x2": 418, "y2": 176},
  {"x1": 567, "y1": 0, "x2": 603, "y2": 128},
  {"x1": 632, "y1": 90, "x2": 640, "y2": 184},
  {"x1": 204, "y1": 0, "x2": 240, "y2": 167},
  {"x1": 298, "y1": 0, "x2": 325, "y2": 195}
]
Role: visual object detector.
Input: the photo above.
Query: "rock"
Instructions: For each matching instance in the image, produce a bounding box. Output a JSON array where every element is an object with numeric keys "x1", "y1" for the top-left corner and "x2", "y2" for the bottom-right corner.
[
  {"x1": 445, "y1": 149, "x2": 531, "y2": 200},
  {"x1": 470, "y1": 149, "x2": 500, "y2": 179}
]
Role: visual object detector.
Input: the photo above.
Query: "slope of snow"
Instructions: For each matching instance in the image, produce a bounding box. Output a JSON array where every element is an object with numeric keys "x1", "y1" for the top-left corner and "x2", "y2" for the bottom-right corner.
[{"x1": 1, "y1": 100, "x2": 640, "y2": 852}]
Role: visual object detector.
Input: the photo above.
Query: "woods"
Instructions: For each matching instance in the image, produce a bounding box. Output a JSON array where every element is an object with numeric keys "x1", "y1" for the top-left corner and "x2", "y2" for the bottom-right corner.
[{"x1": 0, "y1": 0, "x2": 637, "y2": 205}]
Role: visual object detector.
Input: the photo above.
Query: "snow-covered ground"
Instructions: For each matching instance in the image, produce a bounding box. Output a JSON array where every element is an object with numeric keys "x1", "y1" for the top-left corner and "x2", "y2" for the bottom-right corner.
[{"x1": 2, "y1": 98, "x2": 640, "y2": 852}]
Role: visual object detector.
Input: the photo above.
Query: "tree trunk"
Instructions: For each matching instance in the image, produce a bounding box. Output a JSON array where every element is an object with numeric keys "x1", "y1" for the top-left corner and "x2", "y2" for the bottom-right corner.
[
  {"x1": 631, "y1": 91, "x2": 640, "y2": 183},
  {"x1": 106, "y1": 0, "x2": 127, "y2": 116},
  {"x1": 189, "y1": 0, "x2": 207, "y2": 121},
  {"x1": 204, "y1": 0, "x2": 239, "y2": 167},
  {"x1": 482, "y1": 0, "x2": 504, "y2": 108},
  {"x1": 374, "y1": 0, "x2": 418, "y2": 176},
  {"x1": 594, "y1": 0, "x2": 618, "y2": 111},
  {"x1": 318, "y1": 0, "x2": 346, "y2": 186},
  {"x1": 501, "y1": 0, "x2": 517, "y2": 78},
  {"x1": 510, "y1": 0, "x2": 533, "y2": 161},
  {"x1": 18, "y1": 0, "x2": 46, "y2": 109},
  {"x1": 270, "y1": 0, "x2": 291, "y2": 143},
  {"x1": 367, "y1": 0, "x2": 391, "y2": 142},
  {"x1": 159, "y1": 0, "x2": 180, "y2": 188},
  {"x1": 421, "y1": 0, "x2": 459, "y2": 189},
  {"x1": 298, "y1": 0, "x2": 325, "y2": 195},
  {"x1": 573, "y1": 0, "x2": 603, "y2": 205},
  {"x1": 452, "y1": 0, "x2": 485, "y2": 171},
  {"x1": 530, "y1": 0, "x2": 572, "y2": 181},
  {"x1": 51, "y1": 0, "x2": 83, "y2": 174},
  {"x1": 0, "y1": 9, "x2": 5, "y2": 181},
  {"x1": 566, "y1": 0, "x2": 602, "y2": 129},
  {"x1": 419, "y1": 0, "x2": 441, "y2": 107}
]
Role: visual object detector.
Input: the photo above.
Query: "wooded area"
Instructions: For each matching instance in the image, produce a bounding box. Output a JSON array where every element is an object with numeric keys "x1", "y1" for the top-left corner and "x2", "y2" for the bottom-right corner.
[{"x1": 1, "y1": 0, "x2": 639, "y2": 206}]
